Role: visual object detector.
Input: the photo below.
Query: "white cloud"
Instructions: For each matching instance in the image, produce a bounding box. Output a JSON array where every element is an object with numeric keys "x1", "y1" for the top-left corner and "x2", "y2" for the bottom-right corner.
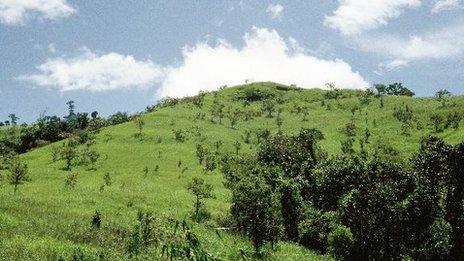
[
  {"x1": 266, "y1": 3, "x2": 284, "y2": 20},
  {"x1": 20, "y1": 48, "x2": 164, "y2": 92},
  {"x1": 325, "y1": 0, "x2": 421, "y2": 35},
  {"x1": 157, "y1": 27, "x2": 368, "y2": 98},
  {"x1": 21, "y1": 28, "x2": 368, "y2": 97},
  {"x1": 375, "y1": 59, "x2": 409, "y2": 75},
  {"x1": 356, "y1": 23, "x2": 464, "y2": 71},
  {"x1": 431, "y1": 0, "x2": 463, "y2": 13},
  {"x1": 358, "y1": 23, "x2": 464, "y2": 60},
  {"x1": 0, "y1": 0, "x2": 75, "y2": 25}
]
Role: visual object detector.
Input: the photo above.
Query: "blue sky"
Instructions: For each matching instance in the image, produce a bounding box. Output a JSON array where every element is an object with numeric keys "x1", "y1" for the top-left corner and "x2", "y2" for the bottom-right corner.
[{"x1": 1, "y1": 0, "x2": 463, "y2": 122}]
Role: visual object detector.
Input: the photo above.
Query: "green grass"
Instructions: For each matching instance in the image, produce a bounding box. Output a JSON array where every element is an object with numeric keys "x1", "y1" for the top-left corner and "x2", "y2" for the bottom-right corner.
[{"x1": 1, "y1": 82, "x2": 463, "y2": 260}]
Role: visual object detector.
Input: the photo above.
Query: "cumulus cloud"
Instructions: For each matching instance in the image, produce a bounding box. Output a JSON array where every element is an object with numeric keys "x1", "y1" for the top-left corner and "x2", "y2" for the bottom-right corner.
[
  {"x1": 357, "y1": 23, "x2": 464, "y2": 60},
  {"x1": 325, "y1": 0, "x2": 421, "y2": 35},
  {"x1": 0, "y1": 0, "x2": 75, "y2": 25},
  {"x1": 20, "y1": 48, "x2": 164, "y2": 92},
  {"x1": 266, "y1": 4, "x2": 284, "y2": 20},
  {"x1": 157, "y1": 27, "x2": 368, "y2": 98},
  {"x1": 21, "y1": 28, "x2": 368, "y2": 97},
  {"x1": 431, "y1": 0, "x2": 463, "y2": 13},
  {"x1": 356, "y1": 23, "x2": 464, "y2": 71}
]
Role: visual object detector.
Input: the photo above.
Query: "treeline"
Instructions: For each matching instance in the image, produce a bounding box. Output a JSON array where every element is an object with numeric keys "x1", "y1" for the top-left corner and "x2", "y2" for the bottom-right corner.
[
  {"x1": 0, "y1": 101, "x2": 131, "y2": 156},
  {"x1": 220, "y1": 130, "x2": 464, "y2": 260}
]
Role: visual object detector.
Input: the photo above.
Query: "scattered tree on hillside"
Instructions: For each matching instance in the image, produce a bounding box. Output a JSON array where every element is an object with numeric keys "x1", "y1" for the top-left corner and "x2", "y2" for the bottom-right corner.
[
  {"x1": 8, "y1": 114, "x2": 19, "y2": 126},
  {"x1": 386, "y1": 83, "x2": 415, "y2": 96},
  {"x1": 431, "y1": 114, "x2": 445, "y2": 133},
  {"x1": 192, "y1": 91, "x2": 206, "y2": 109},
  {"x1": 65, "y1": 172, "x2": 78, "y2": 189},
  {"x1": 8, "y1": 158, "x2": 29, "y2": 193},
  {"x1": 261, "y1": 99, "x2": 276, "y2": 118},
  {"x1": 210, "y1": 100, "x2": 225, "y2": 123},
  {"x1": 276, "y1": 108, "x2": 284, "y2": 133},
  {"x1": 187, "y1": 177, "x2": 215, "y2": 222},
  {"x1": 173, "y1": 129, "x2": 186, "y2": 142},
  {"x1": 234, "y1": 140, "x2": 241, "y2": 155},
  {"x1": 373, "y1": 83, "x2": 387, "y2": 96},
  {"x1": 60, "y1": 138, "x2": 79, "y2": 170},
  {"x1": 103, "y1": 172, "x2": 112, "y2": 186},
  {"x1": 435, "y1": 89, "x2": 452, "y2": 108},
  {"x1": 195, "y1": 144, "x2": 207, "y2": 165},
  {"x1": 133, "y1": 116, "x2": 145, "y2": 140},
  {"x1": 228, "y1": 108, "x2": 241, "y2": 129},
  {"x1": 446, "y1": 111, "x2": 462, "y2": 130}
]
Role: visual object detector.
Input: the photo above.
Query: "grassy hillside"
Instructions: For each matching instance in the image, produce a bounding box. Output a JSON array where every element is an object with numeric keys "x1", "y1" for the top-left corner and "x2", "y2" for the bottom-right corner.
[{"x1": 1, "y1": 82, "x2": 463, "y2": 260}]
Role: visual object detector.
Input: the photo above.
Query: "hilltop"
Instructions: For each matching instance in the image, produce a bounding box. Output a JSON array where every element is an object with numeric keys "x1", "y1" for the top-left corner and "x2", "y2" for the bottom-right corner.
[{"x1": 1, "y1": 82, "x2": 463, "y2": 260}]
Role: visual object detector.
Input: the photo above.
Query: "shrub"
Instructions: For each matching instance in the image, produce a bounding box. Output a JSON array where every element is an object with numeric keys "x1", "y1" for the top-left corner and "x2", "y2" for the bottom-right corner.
[
  {"x1": 327, "y1": 224, "x2": 354, "y2": 259},
  {"x1": 65, "y1": 172, "x2": 78, "y2": 189},
  {"x1": 91, "y1": 211, "x2": 102, "y2": 229},
  {"x1": 172, "y1": 129, "x2": 186, "y2": 142},
  {"x1": 298, "y1": 208, "x2": 338, "y2": 252},
  {"x1": 393, "y1": 103, "x2": 413, "y2": 124},
  {"x1": 126, "y1": 211, "x2": 160, "y2": 257},
  {"x1": 8, "y1": 158, "x2": 29, "y2": 193}
]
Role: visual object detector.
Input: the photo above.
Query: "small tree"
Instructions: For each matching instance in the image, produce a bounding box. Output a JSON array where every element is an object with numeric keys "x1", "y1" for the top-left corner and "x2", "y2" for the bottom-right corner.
[
  {"x1": 187, "y1": 177, "x2": 215, "y2": 221},
  {"x1": 173, "y1": 129, "x2": 186, "y2": 142},
  {"x1": 435, "y1": 89, "x2": 452, "y2": 108},
  {"x1": 65, "y1": 172, "x2": 79, "y2": 189},
  {"x1": 133, "y1": 116, "x2": 145, "y2": 139},
  {"x1": 234, "y1": 140, "x2": 241, "y2": 155},
  {"x1": 8, "y1": 114, "x2": 19, "y2": 126},
  {"x1": 276, "y1": 108, "x2": 284, "y2": 133},
  {"x1": 60, "y1": 139, "x2": 78, "y2": 170},
  {"x1": 261, "y1": 99, "x2": 276, "y2": 118},
  {"x1": 431, "y1": 114, "x2": 445, "y2": 133},
  {"x1": 8, "y1": 158, "x2": 29, "y2": 193},
  {"x1": 373, "y1": 83, "x2": 387, "y2": 96},
  {"x1": 195, "y1": 144, "x2": 207, "y2": 165},
  {"x1": 103, "y1": 172, "x2": 112, "y2": 186},
  {"x1": 228, "y1": 109, "x2": 241, "y2": 129}
]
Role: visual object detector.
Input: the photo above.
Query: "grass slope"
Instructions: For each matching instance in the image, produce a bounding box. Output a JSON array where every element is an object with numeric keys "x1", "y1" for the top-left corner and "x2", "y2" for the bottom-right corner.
[{"x1": 1, "y1": 82, "x2": 463, "y2": 260}]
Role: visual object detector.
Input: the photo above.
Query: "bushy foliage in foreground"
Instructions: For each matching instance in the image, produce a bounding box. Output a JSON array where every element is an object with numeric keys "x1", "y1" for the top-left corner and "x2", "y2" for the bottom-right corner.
[{"x1": 222, "y1": 129, "x2": 464, "y2": 259}]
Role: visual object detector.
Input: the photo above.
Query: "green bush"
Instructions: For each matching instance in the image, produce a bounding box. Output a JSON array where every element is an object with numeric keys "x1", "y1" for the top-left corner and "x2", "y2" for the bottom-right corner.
[{"x1": 327, "y1": 224, "x2": 354, "y2": 259}]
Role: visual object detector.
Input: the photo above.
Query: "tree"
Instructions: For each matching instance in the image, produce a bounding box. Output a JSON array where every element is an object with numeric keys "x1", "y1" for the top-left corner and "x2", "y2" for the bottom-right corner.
[
  {"x1": 261, "y1": 99, "x2": 276, "y2": 118},
  {"x1": 373, "y1": 83, "x2": 387, "y2": 96},
  {"x1": 187, "y1": 177, "x2": 215, "y2": 221},
  {"x1": 276, "y1": 108, "x2": 284, "y2": 133},
  {"x1": 64, "y1": 100, "x2": 78, "y2": 130},
  {"x1": 234, "y1": 140, "x2": 241, "y2": 155},
  {"x1": 228, "y1": 109, "x2": 241, "y2": 129},
  {"x1": 60, "y1": 139, "x2": 78, "y2": 170},
  {"x1": 435, "y1": 89, "x2": 452, "y2": 108},
  {"x1": 431, "y1": 114, "x2": 445, "y2": 133},
  {"x1": 91, "y1": 111, "x2": 99, "y2": 120},
  {"x1": 386, "y1": 83, "x2": 415, "y2": 96},
  {"x1": 195, "y1": 144, "x2": 207, "y2": 164},
  {"x1": 133, "y1": 116, "x2": 145, "y2": 139},
  {"x1": 225, "y1": 164, "x2": 283, "y2": 254},
  {"x1": 8, "y1": 158, "x2": 29, "y2": 193},
  {"x1": 8, "y1": 114, "x2": 19, "y2": 126}
]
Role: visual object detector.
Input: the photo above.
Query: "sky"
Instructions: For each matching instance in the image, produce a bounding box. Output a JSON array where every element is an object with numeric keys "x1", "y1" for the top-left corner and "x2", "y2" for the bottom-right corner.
[{"x1": 0, "y1": 0, "x2": 463, "y2": 122}]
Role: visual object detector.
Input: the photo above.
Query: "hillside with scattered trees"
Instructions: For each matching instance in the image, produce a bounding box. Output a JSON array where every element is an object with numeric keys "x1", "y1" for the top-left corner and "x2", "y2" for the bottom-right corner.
[{"x1": 1, "y1": 82, "x2": 463, "y2": 260}]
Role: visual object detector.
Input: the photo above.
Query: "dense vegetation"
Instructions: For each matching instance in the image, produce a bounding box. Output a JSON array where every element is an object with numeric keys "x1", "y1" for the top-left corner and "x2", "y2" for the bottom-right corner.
[
  {"x1": 0, "y1": 101, "x2": 131, "y2": 155},
  {"x1": 0, "y1": 82, "x2": 463, "y2": 260}
]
